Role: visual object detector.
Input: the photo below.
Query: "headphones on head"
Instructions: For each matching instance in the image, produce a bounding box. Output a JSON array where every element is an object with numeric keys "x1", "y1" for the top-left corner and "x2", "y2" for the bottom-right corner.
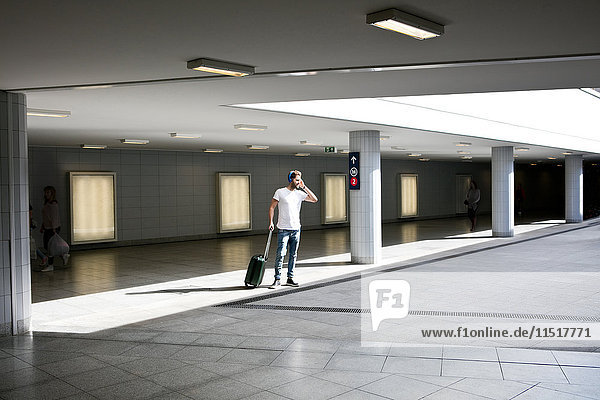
[{"x1": 288, "y1": 170, "x2": 294, "y2": 182}]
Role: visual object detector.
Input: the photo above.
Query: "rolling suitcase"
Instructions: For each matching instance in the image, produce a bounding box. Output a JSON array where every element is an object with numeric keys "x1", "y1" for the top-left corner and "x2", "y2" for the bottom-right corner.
[{"x1": 244, "y1": 230, "x2": 273, "y2": 288}]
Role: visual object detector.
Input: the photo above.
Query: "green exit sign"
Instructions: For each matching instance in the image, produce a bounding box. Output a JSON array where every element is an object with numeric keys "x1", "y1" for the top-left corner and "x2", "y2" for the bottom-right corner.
[{"x1": 324, "y1": 146, "x2": 336, "y2": 153}]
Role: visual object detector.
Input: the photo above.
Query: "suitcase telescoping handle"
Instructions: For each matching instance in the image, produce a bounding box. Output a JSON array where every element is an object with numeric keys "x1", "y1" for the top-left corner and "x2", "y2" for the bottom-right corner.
[{"x1": 264, "y1": 229, "x2": 273, "y2": 260}]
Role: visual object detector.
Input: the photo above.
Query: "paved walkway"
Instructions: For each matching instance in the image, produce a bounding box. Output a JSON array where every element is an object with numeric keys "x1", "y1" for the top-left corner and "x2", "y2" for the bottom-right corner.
[{"x1": 1, "y1": 216, "x2": 599, "y2": 399}]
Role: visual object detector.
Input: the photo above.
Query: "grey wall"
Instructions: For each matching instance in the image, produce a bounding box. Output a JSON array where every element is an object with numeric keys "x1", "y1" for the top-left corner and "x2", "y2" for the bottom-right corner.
[
  {"x1": 381, "y1": 159, "x2": 491, "y2": 221},
  {"x1": 29, "y1": 146, "x2": 491, "y2": 248}
]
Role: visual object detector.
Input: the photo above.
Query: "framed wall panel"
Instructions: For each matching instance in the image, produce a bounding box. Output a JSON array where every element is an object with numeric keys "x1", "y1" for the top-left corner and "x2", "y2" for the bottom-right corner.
[
  {"x1": 321, "y1": 173, "x2": 347, "y2": 224},
  {"x1": 398, "y1": 173, "x2": 418, "y2": 218},
  {"x1": 216, "y1": 173, "x2": 252, "y2": 233},
  {"x1": 69, "y1": 172, "x2": 117, "y2": 244}
]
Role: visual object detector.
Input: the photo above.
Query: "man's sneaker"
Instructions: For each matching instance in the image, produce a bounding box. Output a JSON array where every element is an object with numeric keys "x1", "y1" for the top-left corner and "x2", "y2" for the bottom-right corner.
[
  {"x1": 40, "y1": 265, "x2": 54, "y2": 272},
  {"x1": 62, "y1": 253, "x2": 70, "y2": 266},
  {"x1": 269, "y1": 279, "x2": 281, "y2": 289},
  {"x1": 286, "y1": 278, "x2": 299, "y2": 287},
  {"x1": 39, "y1": 256, "x2": 48, "y2": 267}
]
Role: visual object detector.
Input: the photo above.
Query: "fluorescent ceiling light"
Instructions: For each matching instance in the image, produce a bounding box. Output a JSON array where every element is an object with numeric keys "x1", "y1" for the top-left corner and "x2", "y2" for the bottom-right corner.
[
  {"x1": 247, "y1": 145, "x2": 269, "y2": 150},
  {"x1": 169, "y1": 132, "x2": 201, "y2": 139},
  {"x1": 300, "y1": 140, "x2": 322, "y2": 146},
  {"x1": 547, "y1": 157, "x2": 557, "y2": 160},
  {"x1": 515, "y1": 147, "x2": 529, "y2": 151},
  {"x1": 366, "y1": 8, "x2": 444, "y2": 40},
  {"x1": 80, "y1": 144, "x2": 107, "y2": 149},
  {"x1": 203, "y1": 148, "x2": 223, "y2": 153},
  {"x1": 295, "y1": 153, "x2": 310, "y2": 157},
  {"x1": 461, "y1": 156, "x2": 472, "y2": 160},
  {"x1": 187, "y1": 58, "x2": 254, "y2": 77},
  {"x1": 408, "y1": 153, "x2": 421, "y2": 157},
  {"x1": 338, "y1": 149, "x2": 350, "y2": 154},
  {"x1": 455, "y1": 142, "x2": 472, "y2": 147},
  {"x1": 120, "y1": 139, "x2": 149, "y2": 145},
  {"x1": 418, "y1": 158, "x2": 430, "y2": 162},
  {"x1": 234, "y1": 124, "x2": 267, "y2": 131},
  {"x1": 562, "y1": 151, "x2": 573, "y2": 155},
  {"x1": 27, "y1": 108, "x2": 71, "y2": 118},
  {"x1": 457, "y1": 151, "x2": 471, "y2": 154}
]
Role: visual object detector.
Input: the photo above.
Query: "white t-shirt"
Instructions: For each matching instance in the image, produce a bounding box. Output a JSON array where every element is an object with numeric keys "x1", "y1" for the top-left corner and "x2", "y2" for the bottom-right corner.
[{"x1": 273, "y1": 187, "x2": 308, "y2": 230}]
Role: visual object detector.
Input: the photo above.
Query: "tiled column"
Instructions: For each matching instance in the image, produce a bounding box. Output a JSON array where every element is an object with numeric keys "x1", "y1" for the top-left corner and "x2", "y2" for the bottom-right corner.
[
  {"x1": 565, "y1": 155, "x2": 583, "y2": 223},
  {"x1": 0, "y1": 91, "x2": 31, "y2": 336},
  {"x1": 349, "y1": 130, "x2": 381, "y2": 264},
  {"x1": 492, "y1": 146, "x2": 514, "y2": 237}
]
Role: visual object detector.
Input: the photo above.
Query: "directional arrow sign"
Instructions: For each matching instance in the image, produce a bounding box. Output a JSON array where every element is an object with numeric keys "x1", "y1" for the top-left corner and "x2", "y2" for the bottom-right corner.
[{"x1": 349, "y1": 152, "x2": 360, "y2": 190}]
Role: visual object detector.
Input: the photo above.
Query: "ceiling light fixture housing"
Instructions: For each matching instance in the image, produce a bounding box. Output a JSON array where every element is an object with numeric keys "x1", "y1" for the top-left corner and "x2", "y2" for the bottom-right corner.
[
  {"x1": 408, "y1": 153, "x2": 422, "y2": 157},
  {"x1": 246, "y1": 145, "x2": 269, "y2": 150},
  {"x1": 203, "y1": 148, "x2": 223, "y2": 153},
  {"x1": 295, "y1": 153, "x2": 310, "y2": 157},
  {"x1": 300, "y1": 140, "x2": 322, "y2": 146},
  {"x1": 81, "y1": 144, "x2": 107, "y2": 149},
  {"x1": 515, "y1": 147, "x2": 530, "y2": 151},
  {"x1": 391, "y1": 146, "x2": 406, "y2": 150},
  {"x1": 169, "y1": 132, "x2": 201, "y2": 139},
  {"x1": 187, "y1": 58, "x2": 254, "y2": 77},
  {"x1": 455, "y1": 142, "x2": 472, "y2": 147},
  {"x1": 366, "y1": 8, "x2": 444, "y2": 40},
  {"x1": 234, "y1": 124, "x2": 267, "y2": 131},
  {"x1": 120, "y1": 139, "x2": 149, "y2": 145},
  {"x1": 27, "y1": 108, "x2": 71, "y2": 118}
]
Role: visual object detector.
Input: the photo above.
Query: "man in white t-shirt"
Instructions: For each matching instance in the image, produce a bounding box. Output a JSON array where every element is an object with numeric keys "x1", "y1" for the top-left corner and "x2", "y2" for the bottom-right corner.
[{"x1": 268, "y1": 170, "x2": 318, "y2": 287}]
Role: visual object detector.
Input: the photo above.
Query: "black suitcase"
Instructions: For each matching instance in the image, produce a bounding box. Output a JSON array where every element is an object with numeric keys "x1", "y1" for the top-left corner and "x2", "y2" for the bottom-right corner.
[{"x1": 244, "y1": 230, "x2": 273, "y2": 288}]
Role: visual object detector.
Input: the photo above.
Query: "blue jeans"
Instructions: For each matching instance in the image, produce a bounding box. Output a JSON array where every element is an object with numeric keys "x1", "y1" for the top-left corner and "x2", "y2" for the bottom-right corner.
[{"x1": 274, "y1": 229, "x2": 301, "y2": 280}]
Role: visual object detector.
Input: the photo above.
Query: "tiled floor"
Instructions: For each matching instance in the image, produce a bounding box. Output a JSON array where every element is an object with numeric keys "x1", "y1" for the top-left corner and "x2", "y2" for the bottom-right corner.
[{"x1": 2, "y1": 215, "x2": 599, "y2": 399}]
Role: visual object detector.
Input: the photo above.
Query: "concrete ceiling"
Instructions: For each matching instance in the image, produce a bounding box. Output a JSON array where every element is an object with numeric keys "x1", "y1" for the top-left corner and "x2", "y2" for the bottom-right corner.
[{"x1": 3, "y1": 0, "x2": 600, "y2": 162}]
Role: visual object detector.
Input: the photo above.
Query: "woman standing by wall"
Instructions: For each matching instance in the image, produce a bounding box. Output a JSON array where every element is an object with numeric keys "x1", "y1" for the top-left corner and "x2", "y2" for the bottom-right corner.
[{"x1": 40, "y1": 186, "x2": 70, "y2": 271}]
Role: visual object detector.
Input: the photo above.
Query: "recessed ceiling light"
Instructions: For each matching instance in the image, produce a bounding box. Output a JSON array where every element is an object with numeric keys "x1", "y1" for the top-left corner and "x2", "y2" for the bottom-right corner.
[
  {"x1": 300, "y1": 140, "x2": 322, "y2": 146},
  {"x1": 338, "y1": 149, "x2": 350, "y2": 154},
  {"x1": 27, "y1": 108, "x2": 71, "y2": 118},
  {"x1": 530, "y1": 163, "x2": 537, "y2": 166},
  {"x1": 515, "y1": 147, "x2": 530, "y2": 151},
  {"x1": 366, "y1": 8, "x2": 444, "y2": 40},
  {"x1": 295, "y1": 153, "x2": 311, "y2": 157},
  {"x1": 120, "y1": 139, "x2": 149, "y2": 145},
  {"x1": 203, "y1": 148, "x2": 223, "y2": 153},
  {"x1": 457, "y1": 150, "x2": 471, "y2": 155},
  {"x1": 169, "y1": 132, "x2": 201, "y2": 139},
  {"x1": 461, "y1": 156, "x2": 472, "y2": 160},
  {"x1": 418, "y1": 158, "x2": 430, "y2": 162},
  {"x1": 187, "y1": 58, "x2": 254, "y2": 77},
  {"x1": 557, "y1": 164, "x2": 563, "y2": 167},
  {"x1": 234, "y1": 124, "x2": 267, "y2": 131},
  {"x1": 408, "y1": 153, "x2": 422, "y2": 157},
  {"x1": 380, "y1": 135, "x2": 391, "y2": 140},
  {"x1": 80, "y1": 144, "x2": 107, "y2": 149},
  {"x1": 547, "y1": 157, "x2": 557, "y2": 160},
  {"x1": 391, "y1": 146, "x2": 405, "y2": 150},
  {"x1": 455, "y1": 142, "x2": 472, "y2": 147},
  {"x1": 247, "y1": 144, "x2": 269, "y2": 150},
  {"x1": 562, "y1": 151, "x2": 573, "y2": 155}
]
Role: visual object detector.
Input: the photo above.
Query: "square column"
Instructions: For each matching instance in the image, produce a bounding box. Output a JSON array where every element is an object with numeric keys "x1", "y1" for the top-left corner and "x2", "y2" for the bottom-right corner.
[
  {"x1": 349, "y1": 130, "x2": 381, "y2": 264},
  {"x1": 565, "y1": 155, "x2": 583, "y2": 223},
  {"x1": 0, "y1": 91, "x2": 31, "y2": 336},
  {"x1": 492, "y1": 146, "x2": 514, "y2": 237}
]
